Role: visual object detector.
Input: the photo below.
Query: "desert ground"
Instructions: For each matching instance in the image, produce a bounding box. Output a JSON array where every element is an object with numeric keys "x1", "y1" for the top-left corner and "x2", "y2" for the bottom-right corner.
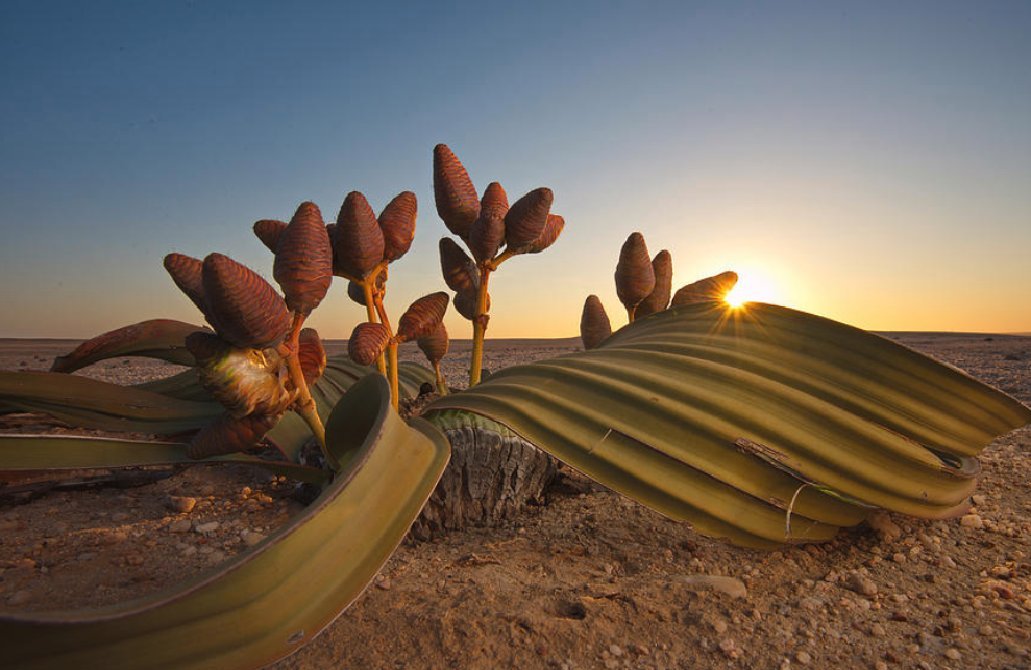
[{"x1": 0, "y1": 333, "x2": 1029, "y2": 669}]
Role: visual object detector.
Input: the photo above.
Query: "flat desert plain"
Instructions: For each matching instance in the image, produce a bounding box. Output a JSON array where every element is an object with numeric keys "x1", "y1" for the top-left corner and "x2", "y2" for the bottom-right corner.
[{"x1": 0, "y1": 333, "x2": 1029, "y2": 670}]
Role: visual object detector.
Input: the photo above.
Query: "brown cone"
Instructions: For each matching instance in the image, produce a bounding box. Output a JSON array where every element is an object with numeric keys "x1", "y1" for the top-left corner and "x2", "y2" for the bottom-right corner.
[
  {"x1": 201, "y1": 253, "x2": 291, "y2": 349},
  {"x1": 346, "y1": 273, "x2": 385, "y2": 305},
  {"x1": 524, "y1": 214, "x2": 564, "y2": 255},
  {"x1": 334, "y1": 191, "x2": 385, "y2": 278},
  {"x1": 253, "y1": 219, "x2": 287, "y2": 253},
  {"x1": 273, "y1": 201, "x2": 333, "y2": 316},
  {"x1": 439, "y1": 237, "x2": 479, "y2": 293},
  {"x1": 417, "y1": 321, "x2": 449, "y2": 365},
  {"x1": 297, "y1": 327, "x2": 326, "y2": 387},
  {"x1": 635, "y1": 250, "x2": 673, "y2": 318},
  {"x1": 348, "y1": 322, "x2": 391, "y2": 366},
  {"x1": 188, "y1": 413, "x2": 280, "y2": 459},
  {"x1": 580, "y1": 295, "x2": 612, "y2": 350},
  {"x1": 468, "y1": 182, "x2": 508, "y2": 264},
  {"x1": 453, "y1": 288, "x2": 488, "y2": 321},
  {"x1": 379, "y1": 191, "x2": 418, "y2": 262},
  {"x1": 164, "y1": 253, "x2": 211, "y2": 321},
  {"x1": 614, "y1": 233, "x2": 656, "y2": 314},
  {"x1": 433, "y1": 144, "x2": 480, "y2": 239},
  {"x1": 504, "y1": 187, "x2": 554, "y2": 251},
  {"x1": 670, "y1": 271, "x2": 739, "y2": 306},
  {"x1": 397, "y1": 292, "x2": 449, "y2": 342}
]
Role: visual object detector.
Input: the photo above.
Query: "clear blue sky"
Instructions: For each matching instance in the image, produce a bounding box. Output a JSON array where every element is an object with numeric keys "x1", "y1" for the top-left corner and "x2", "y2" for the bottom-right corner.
[{"x1": 2, "y1": 1, "x2": 1030, "y2": 338}]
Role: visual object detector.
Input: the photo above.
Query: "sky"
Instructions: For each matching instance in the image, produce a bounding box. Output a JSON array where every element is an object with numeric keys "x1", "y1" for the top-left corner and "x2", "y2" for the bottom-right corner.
[{"x1": 1, "y1": 1, "x2": 1030, "y2": 339}]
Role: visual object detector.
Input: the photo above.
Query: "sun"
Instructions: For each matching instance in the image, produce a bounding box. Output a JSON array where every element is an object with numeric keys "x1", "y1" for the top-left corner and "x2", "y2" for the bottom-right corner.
[{"x1": 721, "y1": 268, "x2": 784, "y2": 309}]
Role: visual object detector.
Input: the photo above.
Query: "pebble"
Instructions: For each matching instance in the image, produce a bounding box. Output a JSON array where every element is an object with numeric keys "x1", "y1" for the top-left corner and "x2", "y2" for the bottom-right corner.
[
  {"x1": 875, "y1": 662, "x2": 888, "y2": 670},
  {"x1": 867, "y1": 511, "x2": 902, "y2": 542},
  {"x1": 168, "y1": 519, "x2": 192, "y2": 534},
  {"x1": 194, "y1": 521, "x2": 219, "y2": 534},
  {"x1": 680, "y1": 575, "x2": 747, "y2": 599},
  {"x1": 960, "y1": 514, "x2": 983, "y2": 529},
  {"x1": 166, "y1": 496, "x2": 197, "y2": 514},
  {"x1": 717, "y1": 638, "x2": 739, "y2": 659},
  {"x1": 845, "y1": 572, "x2": 878, "y2": 597},
  {"x1": 795, "y1": 650, "x2": 812, "y2": 665},
  {"x1": 945, "y1": 648, "x2": 961, "y2": 660},
  {"x1": 241, "y1": 531, "x2": 265, "y2": 547},
  {"x1": 608, "y1": 644, "x2": 623, "y2": 657}
]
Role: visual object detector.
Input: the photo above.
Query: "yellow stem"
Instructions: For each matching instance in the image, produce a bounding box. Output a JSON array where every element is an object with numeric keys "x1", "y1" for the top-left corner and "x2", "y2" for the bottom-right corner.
[
  {"x1": 284, "y1": 313, "x2": 335, "y2": 470},
  {"x1": 489, "y1": 249, "x2": 517, "y2": 270},
  {"x1": 469, "y1": 267, "x2": 492, "y2": 386},
  {"x1": 362, "y1": 280, "x2": 387, "y2": 374},
  {"x1": 387, "y1": 341, "x2": 399, "y2": 410},
  {"x1": 627, "y1": 305, "x2": 637, "y2": 323},
  {"x1": 433, "y1": 361, "x2": 449, "y2": 396}
]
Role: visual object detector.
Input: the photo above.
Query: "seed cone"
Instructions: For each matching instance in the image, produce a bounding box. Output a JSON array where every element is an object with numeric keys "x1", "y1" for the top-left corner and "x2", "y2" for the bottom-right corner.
[
  {"x1": 273, "y1": 202, "x2": 333, "y2": 316},
  {"x1": 580, "y1": 295, "x2": 612, "y2": 350},
  {"x1": 504, "y1": 187, "x2": 554, "y2": 251},
  {"x1": 297, "y1": 328, "x2": 326, "y2": 387},
  {"x1": 379, "y1": 191, "x2": 418, "y2": 262},
  {"x1": 334, "y1": 191, "x2": 385, "y2": 278},
  {"x1": 164, "y1": 253, "x2": 210, "y2": 320},
  {"x1": 615, "y1": 232, "x2": 656, "y2": 314},
  {"x1": 469, "y1": 182, "x2": 508, "y2": 264},
  {"x1": 253, "y1": 219, "x2": 288, "y2": 253},
  {"x1": 453, "y1": 288, "x2": 488, "y2": 320},
  {"x1": 417, "y1": 322, "x2": 449, "y2": 365},
  {"x1": 188, "y1": 412, "x2": 280, "y2": 459},
  {"x1": 670, "y1": 271, "x2": 739, "y2": 306},
  {"x1": 187, "y1": 332, "x2": 296, "y2": 418},
  {"x1": 636, "y1": 250, "x2": 673, "y2": 318},
  {"x1": 439, "y1": 238, "x2": 479, "y2": 293},
  {"x1": 346, "y1": 272, "x2": 386, "y2": 305},
  {"x1": 433, "y1": 144, "x2": 480, "y2": 239},
  {"x1": 524, "y1": 214, "x2": 564, "y2": 255},
  {"x1": 397, "y1": 292, "x2": 449, "y2": 342},
  {"x1": 201, "y1": 253, "x2": 292, "y2": 349},
  {"x1": 348, "y1": 322, "x2": 391, "y2": 366}
]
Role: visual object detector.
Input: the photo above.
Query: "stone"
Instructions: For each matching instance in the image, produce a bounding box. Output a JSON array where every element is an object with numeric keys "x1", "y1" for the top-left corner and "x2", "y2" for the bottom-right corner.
[
  {"x1": 795, "y1": 650, "x2": 812, "y2": 665},
  {"x1": 960, "y1": 514, "x2": 983, "y2": 529},
  {"x1": 166, "y1": 496, "x2": 197, "y2": 514},
  {"x1": 241, "y1": 531, "x2": 266, "y2": 547},
  {"x1": 194, "y1": 521, "x2": 219, "y2": 534},
  {"x1": 845, "y1": 572, "x2": 877, "y2": 597},
  {"x1": 608, "y1": 645, "x2": 623, "y2": 657},
  {"x1": 867, "y1": 511, "x2": 902, "y2": 542},
  {"x1": 680, "y1": 575, "x2": 747, "y2": 599},
  {"x1": 168, "y1": 519, "x2": 192, "y2": 534}
]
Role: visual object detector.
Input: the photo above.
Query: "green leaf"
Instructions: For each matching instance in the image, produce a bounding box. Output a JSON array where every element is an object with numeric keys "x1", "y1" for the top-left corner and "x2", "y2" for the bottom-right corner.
[
  {"x1": 50, "y1": 320, "x2": 207, "y2": 372},
  {"x1": 0, "y1": 372, "x2": 222, "y2": 434},
  {"x1": 427, "y1": 302, "x2": 1031, "y2": 548},
  {"x1": 133, "y1": 370, "x2": 211, "y2": 402},
  {"x1": 0, "y1": 374, "x2": 450, "y2": 669}
]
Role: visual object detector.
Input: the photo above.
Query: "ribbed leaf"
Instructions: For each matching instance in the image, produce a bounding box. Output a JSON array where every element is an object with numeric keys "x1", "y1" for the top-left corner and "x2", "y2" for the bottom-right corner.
[
  {"x1": 51, "y1": 320, "x2": 205, "y2": 372},
  {"x1": 0, "y1": 374, "x2": 450, "y2": 670},
  {"x1": 0, "y1": 372, "x2": 221, "y2": 434},
  {"x1": 427, "y1": 302, "x2": 1031, "y2": 548},
  {"x1": 134, "y1": 370, "x2": 210, "y2": 402}
]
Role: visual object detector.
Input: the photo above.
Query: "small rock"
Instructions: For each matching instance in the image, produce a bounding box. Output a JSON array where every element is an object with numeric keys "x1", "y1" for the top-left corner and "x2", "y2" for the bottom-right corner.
[
  {"x1": 960, "y1": 514, "x2": 983, "y2": 529},
  {"x1": 944, "y1": 648, "x2": 961, "y2": 660},
  {"x1": 875, "y1": 662, "x2": 888, "y2": 670},
  {"x1": 206, "y1": 550, "x2": 226, "y2": 565},
  {"x1": 845, "y1": 572, "x2": 878, "y2": 597},
  {"x1": 608, "y1": 645, "x2": 623, "y2": 657},
  {"x1": 971, "y1": 494, "x2": 986, "y2": 507},
  {"x1": 194, "y1": 521, "x2": 219, "y2": 534},
  {"x1": 125, "y1": 553, "x2": 144, "y2": 566},
  {"x1": 680, "y1": 575, "x2": 747, "y2": 599},
  {"x1": 717, "y1": 638, "x2": 738, "y2": 659},
  {"x1": 181, "y1": 545, "x2": 197, "y2": 557},
  {"x1": 375, "y1": 576, "x2": 392, "y2": 591},
  {"x1": 867, "y1": 511, "x2": 902, "y2": 542},
  {"x1": 166, "y1": 496, "x2": 197, "y2": 514},
  {"x1": 712, "y1": 619, "x2": 728, "y2": 634},
  {"x1": 168, "y1": 519, "x2": 192, "y2": 534},
  {"x1": 241, "y1": 531, "x2": 266, "y2": 547},
  {"x1": 795, "y1": 650, "x2": 812, "y2": 665}
]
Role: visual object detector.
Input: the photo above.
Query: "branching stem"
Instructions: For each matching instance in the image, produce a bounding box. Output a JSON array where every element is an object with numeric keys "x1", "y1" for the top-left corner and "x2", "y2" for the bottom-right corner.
[
  {"x1": 469, "y1": 267, "x2": 492, "y2": 386},
  {"x1": 282, "y1": 312, "x2": 335, "y2": 470}
]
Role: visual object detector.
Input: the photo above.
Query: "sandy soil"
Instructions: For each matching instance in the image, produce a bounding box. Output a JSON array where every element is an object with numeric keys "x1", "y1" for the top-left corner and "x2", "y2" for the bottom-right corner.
[{"x1": 0, "y1": 333, "x2": 1029, "y2": 669}]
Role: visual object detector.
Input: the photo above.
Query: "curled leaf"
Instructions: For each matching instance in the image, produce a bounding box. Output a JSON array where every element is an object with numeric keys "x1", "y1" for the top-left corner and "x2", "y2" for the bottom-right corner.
[
  {"x1": 453, "y1": 288, "x2": 488, "y2": 321},
  {"x1": 397, "y1": 292, "x2": 449, "y2": 342},
  {"x1": 348, "y1": 322, "x2": 391, "y2": 366},
  {"x1": 504, "y1": 187, "x2": 554, "y2": 251},
  {"x1": 580, "y1": 295, "x2": 612, "y2": 350},
  {"x1": 163, "y1": 253, "x2": 210, "y2": 320},
  {"x1": 298, "y1": 328, "x2": 327, "y2": 386},
  {"x1": 439, "y1": 238, "x2": 478, "y2": 293},
  {"x1": 186, "y1": 332, "x2": 296, "y2": 418},
  {"x1": 417, "y1": 322, "x2": 449, "y2": 365},
  {"x1": 670, "y1": 271, "x2": 739, "y2": 306},
  {"x1": 379, "y1": 191, "x2": 418, "y2": 262},
  {"x1": 273, "y1": 201, "x2": 333, "y2": 316},
  {"x1": 51, "y1": 319, "x2": 203, "y2": 372},
  {"x1": 201, "y1": 253, "x2": 292, "y2": 349},
  {"x1": 524, "y1": 214, "x2": 564, "y2": 255},
  {"x1": 253, "y1": 219, "x2": 288, "y2": 254},
  {"x1": 615, "y1": 232, "x2": 656, "y2": 314},
  {"x1": 188, "y1": 412, "x2": 280, "y2": 459},
  {"x1": 468, "y1": 182, "x2": 508, "y2": 264},
  {"x1": 636, "y1": 250, "x2": 673, "y2": 318},
  {"x1": 433, "y1": 143, "x2": 480, "y2": 239},
  {"x1": 334, "y1": 191, "x2": 385, "y2": 278}
]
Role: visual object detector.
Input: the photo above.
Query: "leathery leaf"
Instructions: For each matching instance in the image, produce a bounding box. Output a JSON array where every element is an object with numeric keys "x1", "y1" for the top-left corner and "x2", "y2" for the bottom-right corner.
[
  {"x1": 426, "y1": 302, "x2": 1031, "y2": 548},
  {"x1": 0, "y1": 374, "x2": 450, "y2": 670}
]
